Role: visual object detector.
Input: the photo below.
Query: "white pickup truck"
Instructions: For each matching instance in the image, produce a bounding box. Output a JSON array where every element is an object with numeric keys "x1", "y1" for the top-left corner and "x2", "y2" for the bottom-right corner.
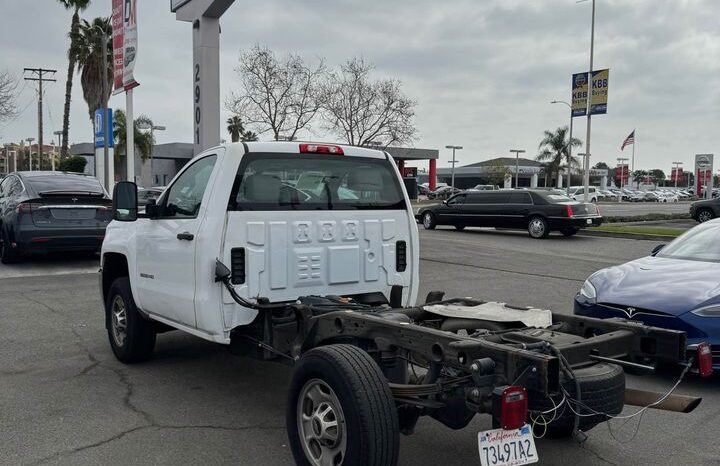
[{"x1": 101, "y1": 141, "x2": 708, "y2": 466}]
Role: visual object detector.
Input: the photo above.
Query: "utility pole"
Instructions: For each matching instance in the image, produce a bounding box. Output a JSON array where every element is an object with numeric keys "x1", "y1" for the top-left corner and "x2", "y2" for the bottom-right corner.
[{"x1": 24, "y1": 68, "x2": 57, "y2": 171}]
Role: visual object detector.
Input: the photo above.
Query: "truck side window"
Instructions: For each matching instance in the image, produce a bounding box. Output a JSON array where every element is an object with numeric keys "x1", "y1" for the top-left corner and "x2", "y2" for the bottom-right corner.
[{"x1": 162, "y1": 155, "x2": 217, "y2": 218}]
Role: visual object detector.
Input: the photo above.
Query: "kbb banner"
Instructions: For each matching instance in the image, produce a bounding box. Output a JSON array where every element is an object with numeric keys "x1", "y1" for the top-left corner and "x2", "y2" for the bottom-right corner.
[
  {"x1": 111, "y1": 0, "x2": 139, "y2": 93},
  {"x1": 571, "y1": 72, "x2": 588, "y2": 117},
  {"x1": 589, "y1": 69, "x2": 609, "y2": 115}
]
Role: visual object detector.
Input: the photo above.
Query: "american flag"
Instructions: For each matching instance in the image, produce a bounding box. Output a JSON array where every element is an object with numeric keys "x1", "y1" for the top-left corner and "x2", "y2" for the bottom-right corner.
[{"x1": 621, "y1": 130, "x2": 635, "y2": 150}]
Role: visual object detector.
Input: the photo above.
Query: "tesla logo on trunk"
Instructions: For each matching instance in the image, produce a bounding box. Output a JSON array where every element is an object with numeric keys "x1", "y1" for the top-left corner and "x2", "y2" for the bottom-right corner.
[{"x1": 623, "y1": 307, "x2": 637, "y2": 318}]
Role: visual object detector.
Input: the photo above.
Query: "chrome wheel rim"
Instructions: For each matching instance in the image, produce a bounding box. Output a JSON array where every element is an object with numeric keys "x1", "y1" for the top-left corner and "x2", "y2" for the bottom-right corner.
[
  {"x1": 529, "y1": 219, "x2": 545, "y2": 237},
  {"x1": 699, "y1": 211, "x2": 713, "y2": 222},
  {"x1": 297, "y1": 379, "x2": 347, "y2": 466},
  {"x1": 110, "y1": 295, "x2": 128, "y2": 347},
  {"x1": 423, "y1": 213, "x2": 433, "y2": 229}
]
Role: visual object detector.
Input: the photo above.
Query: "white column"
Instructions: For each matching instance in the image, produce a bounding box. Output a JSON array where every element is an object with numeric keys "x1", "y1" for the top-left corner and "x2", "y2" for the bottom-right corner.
[
  {"x1": 107, "y1": 148, "x2": 115, "y2": 193},
  {"x1": 557, "y1": 171, "x2": 563, "y2": 188},
  {"x1": 95, "y1": 146, "x2": 105, "y2": 189},
  {"x1": 504, "y1": 174, "x2": 512, "y2": 189},
  {"x1": 531, "y1": 173, "x2": 538, "y2": 188},
  {"x1": 601, "y1": 175, "x2": 607, "y2": 188}
]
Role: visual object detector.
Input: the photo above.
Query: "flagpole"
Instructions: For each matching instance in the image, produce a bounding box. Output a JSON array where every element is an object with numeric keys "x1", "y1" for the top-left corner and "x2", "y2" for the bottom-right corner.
[{"x1": 631, "y1": 129, "x2": 635, "y2": 188}]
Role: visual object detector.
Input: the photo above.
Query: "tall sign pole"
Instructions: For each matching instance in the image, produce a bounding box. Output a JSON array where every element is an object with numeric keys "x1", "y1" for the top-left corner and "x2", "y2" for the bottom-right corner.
[
  {"x1": 582, "y1": 0, "x2": 596, "y2": 203},
  {"x1": 173, "y1": 0, "x2": 236, "y2": 155},
  {"x1": 112, "y1": 0, "x2": 140, "y2": 185}
]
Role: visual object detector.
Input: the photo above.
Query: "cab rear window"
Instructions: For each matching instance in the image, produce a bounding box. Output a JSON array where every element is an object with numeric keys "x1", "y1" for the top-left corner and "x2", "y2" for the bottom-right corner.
[{"x1": 228, "y1": 153, "x2": 406, "y2": 211}]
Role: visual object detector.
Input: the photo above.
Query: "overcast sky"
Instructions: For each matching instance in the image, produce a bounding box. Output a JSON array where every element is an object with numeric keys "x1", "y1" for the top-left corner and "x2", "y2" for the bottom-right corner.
[{"x1": 1, "y1": 0, "x2": 718, "y2": 171}]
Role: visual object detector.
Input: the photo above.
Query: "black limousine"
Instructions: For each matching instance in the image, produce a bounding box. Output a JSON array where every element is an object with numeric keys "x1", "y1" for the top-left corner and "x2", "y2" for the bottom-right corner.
[{"x1": 415, "y1": 189, "x2": 602, "y2": 239}]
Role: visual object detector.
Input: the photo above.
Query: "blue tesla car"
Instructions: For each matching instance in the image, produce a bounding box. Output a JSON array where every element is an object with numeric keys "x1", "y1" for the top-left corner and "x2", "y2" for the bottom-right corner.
[{"x1": 574, "y1": 219, "x2": 720, "y2": 369}]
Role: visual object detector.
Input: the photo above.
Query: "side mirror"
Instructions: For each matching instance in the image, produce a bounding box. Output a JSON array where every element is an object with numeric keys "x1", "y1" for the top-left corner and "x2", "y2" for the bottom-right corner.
[
  {"x1": 144, "y1": 198, "x2": 160, "y2": 218},
  {"x1": 651, "y1": 244, "x2": 665, "y2": 256},
  {"x1": 112, "y1": 181, "x2": 138, "y2": 222},
  {"x1": 441, "y1": 199, "x2": 448, "y2": 205}
]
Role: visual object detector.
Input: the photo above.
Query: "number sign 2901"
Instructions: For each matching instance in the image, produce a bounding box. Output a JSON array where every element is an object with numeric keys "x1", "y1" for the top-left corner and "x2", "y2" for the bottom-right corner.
[{"x1": 194, "y1": 63, "x2": 201, "y2": 145}]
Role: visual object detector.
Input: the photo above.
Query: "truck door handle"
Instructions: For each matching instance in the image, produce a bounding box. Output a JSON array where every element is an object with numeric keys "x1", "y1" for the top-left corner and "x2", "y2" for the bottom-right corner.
[{"x1": 177, "y1": 232, "x2": 194, "y2": 241}]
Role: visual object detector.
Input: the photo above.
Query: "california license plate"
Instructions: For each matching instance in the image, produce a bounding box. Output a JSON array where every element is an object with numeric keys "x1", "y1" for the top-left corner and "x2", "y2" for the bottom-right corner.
[
  {"x1": 586, "y1": 218, "x2": 592, "y2": 225},
  {"x1": 478, "y1": 424, "x2": 538, "y2": 466}
]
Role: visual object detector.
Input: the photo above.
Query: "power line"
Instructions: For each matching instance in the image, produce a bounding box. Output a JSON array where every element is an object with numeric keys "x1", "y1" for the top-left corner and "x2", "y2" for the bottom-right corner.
[{"x1": 24, "y1": 68, "x2": 56, "y2": 168}]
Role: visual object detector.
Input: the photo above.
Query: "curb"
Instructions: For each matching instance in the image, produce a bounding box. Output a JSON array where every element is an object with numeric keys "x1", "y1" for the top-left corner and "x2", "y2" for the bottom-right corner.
[{"x1": 578, "y1": 229, "x2": 678, "y2": 242}]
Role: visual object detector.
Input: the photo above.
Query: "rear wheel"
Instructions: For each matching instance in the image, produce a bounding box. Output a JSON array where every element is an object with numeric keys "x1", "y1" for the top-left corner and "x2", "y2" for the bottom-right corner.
[
  {"x1": 527, "y1": 216, "x2": 549, "y2": 239},
  {"x1": 697, "y1": 208, "x2": 714, "y2": 223},
  {"x1": 561, "y1": 228, "x2": 579, "y2": 237},
  {"x1": 422, "y1": 212, "x2": 437, "y2": 230},
  {"x1": 0, "y1": 229, "x2": 20, "y2": 264},
  {"x1": 287, "y1": 344, "x2": 399, "y2": 466}
]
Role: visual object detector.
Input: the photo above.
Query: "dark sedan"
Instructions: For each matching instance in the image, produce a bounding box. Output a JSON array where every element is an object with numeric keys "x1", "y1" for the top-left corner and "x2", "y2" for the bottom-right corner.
[
  {"x1": 0, "y1": 171, "x2": 112, "y2": 263},
  {"x1": 574, "y1": 219, "x2": 720, "y2": 369},
  {"x1": 690, "y1": 197, "x2": 720, "y2": 223},
  {"x1": 416, "y1": 189, "x2": 602, "y2": 238}
]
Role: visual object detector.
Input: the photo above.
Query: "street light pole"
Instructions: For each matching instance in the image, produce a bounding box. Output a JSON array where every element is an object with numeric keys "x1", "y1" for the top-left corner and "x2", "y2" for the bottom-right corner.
[
  {"x1": 551, "y1": 100, "x2": 574, "y2": 192},
  {"x1": 25, "y1": 137, "x2": 35, "y2": 171},
  {"x1": 510, "y1": 149, "x2": 526, "y2": 188},
  {"x1": 672, "y1": 161, "x2": 683, "y2": 188},
  {"x1": 445, "y1": 145, "x2": 463, "y2": 190}
]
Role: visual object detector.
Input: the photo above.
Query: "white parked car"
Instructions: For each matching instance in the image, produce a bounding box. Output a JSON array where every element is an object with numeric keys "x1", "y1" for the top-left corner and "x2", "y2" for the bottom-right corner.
[{"x1": 568, "y1": 186, "x2": 598, "y2": 203}]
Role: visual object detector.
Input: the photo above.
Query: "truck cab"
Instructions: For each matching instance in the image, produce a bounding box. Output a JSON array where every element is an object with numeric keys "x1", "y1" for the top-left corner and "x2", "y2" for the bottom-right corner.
[{"x1": 101, "y1": 142, "x2": 419, "y2": 345}]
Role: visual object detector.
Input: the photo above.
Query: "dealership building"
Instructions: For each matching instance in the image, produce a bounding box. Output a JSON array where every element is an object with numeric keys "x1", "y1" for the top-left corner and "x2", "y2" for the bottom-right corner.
[{"x1": 417, "y1": 157, "x2": 610, "y2": 189}]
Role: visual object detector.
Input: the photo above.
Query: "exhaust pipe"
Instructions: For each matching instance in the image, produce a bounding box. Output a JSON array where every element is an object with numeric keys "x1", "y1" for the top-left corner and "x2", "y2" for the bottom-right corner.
[{"x1": 624, "y1": 388, "x2": 702, "y2": 413}]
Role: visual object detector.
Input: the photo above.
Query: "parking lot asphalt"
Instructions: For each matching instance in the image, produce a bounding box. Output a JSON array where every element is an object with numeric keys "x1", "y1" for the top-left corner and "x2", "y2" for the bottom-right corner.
[{"x1": 1, "y1": 229, "x2": 719, "y2": 466}]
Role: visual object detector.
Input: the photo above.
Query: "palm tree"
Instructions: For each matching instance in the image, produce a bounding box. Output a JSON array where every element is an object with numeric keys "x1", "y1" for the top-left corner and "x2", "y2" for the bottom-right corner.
[
  {"x1": 113, "y1": 109, "x2": 155, "y2": 162},
  {"x1": 242, "y1": 130, "x2": 258, "y2": 142},
  {"x1": 58, "y1": 0, "x2": 91, "y2": 159},
  {"x1": 536, "y1": 126, "x2": 581, "y2": 188},
  {"x1": 226, "y1": 115, "x2": 245, "y2": 143},
  {"x1": 72, "y1": 17, "x2": 114, "y2": 121}
]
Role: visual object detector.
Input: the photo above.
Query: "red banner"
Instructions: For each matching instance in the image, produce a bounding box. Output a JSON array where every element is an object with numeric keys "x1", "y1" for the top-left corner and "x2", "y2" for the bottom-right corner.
[
  {"x1": 615, "y1": 164, "x2": 629, "y2": 185},
  {"x1": 111, "y1": 0, "x2": 124, "y2": 92},
  {"x1": 671, "y1": 167, "x2": 684, "y2": 183}
]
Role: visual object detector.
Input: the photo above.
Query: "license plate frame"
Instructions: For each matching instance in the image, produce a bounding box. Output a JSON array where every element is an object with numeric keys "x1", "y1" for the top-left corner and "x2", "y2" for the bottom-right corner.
[
  {"x1": 586, "y1": 218, "x2": 593, "y2": 225},
  {"x1": 478, "y1": 424, "x2": 538, "y2": 466}
]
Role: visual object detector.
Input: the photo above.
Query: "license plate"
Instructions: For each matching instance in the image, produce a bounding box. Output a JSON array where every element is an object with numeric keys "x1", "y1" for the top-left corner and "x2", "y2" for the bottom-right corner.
[
  {"x1": 586, "y1": 218, "x2": 592, "y2": 225},
  {"x1": 478, "y1": 424, "x2": 538, "y2": 466}
]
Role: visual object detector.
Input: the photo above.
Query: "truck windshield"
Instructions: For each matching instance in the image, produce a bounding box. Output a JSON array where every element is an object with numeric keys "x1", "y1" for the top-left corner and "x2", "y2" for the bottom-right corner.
[{"x1": 230, "y1": 153, "x2": 406, "y2": 211}]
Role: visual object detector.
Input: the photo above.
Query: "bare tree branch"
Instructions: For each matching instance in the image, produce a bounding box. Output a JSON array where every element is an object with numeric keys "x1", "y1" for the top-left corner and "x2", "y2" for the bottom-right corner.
[
  {"x1": 225, "y1": 45, "x2": 326, "y2": 140},
  {"x1": 320, "y1": 57, "x2": 416, "y2": 148},
  {"x1": 0, "y1": 70, "x2": 19, "y2": 124}
]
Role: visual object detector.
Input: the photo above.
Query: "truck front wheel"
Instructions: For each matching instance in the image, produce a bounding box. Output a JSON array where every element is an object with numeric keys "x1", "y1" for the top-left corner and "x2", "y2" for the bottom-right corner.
[
  {"x1": 287, "y1": 344, "x2": 399, "y2": 466},
  {"x1": 105, "y1": 277, "x2": 156, "y2": 363}
]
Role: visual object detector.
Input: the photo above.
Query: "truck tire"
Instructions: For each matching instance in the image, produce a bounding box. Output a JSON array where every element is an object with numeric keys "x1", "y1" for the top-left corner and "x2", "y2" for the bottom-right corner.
[
  {"x1": 105, "y1": 277, "x2": 156, "y2": 363},
  {"x1": 287, "y1": 344, "x2": 399, "y2": 466},
  {"x1": 528, "y1": 362, "x2": 625, "y2": 438}
]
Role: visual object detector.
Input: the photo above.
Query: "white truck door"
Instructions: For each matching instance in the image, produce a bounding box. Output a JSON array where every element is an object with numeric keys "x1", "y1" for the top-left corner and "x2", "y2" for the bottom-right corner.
[{"x1": 135, "y1": 154, "x2": 218, "y2": 327}]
